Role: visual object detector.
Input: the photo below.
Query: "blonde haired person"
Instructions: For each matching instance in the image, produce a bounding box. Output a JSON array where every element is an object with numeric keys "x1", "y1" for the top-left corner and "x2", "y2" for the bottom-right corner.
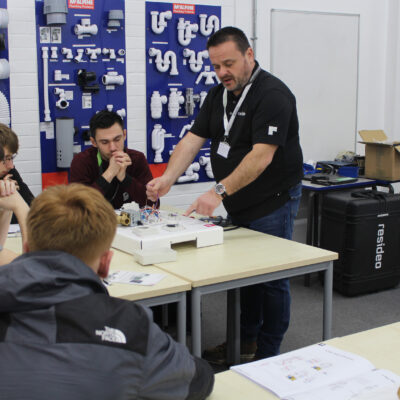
[{"x1": 0, "y1": 184, "x2": 214, "y2": 400}]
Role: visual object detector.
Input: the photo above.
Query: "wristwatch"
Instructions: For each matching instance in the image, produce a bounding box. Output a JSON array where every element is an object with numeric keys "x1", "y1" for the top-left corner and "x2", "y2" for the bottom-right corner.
[{"x1": 214, "y1": 183, "x2": 228, "y2": 199}]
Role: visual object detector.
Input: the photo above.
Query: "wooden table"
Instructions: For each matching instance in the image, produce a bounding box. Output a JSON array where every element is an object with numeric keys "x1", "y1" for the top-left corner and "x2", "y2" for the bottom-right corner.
[
  {"x1": 209, "y1": 322, "x2": 400, "y2": 399},
  {"x1": 4, "y1": 236, "x2": 191, "y2": 344},
  {"x1": 155, "y1": 227, "x2": 338, "y2": 362}
]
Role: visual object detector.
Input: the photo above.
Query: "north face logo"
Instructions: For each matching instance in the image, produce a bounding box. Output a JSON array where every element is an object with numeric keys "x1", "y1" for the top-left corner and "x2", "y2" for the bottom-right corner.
[
  {"x1": 96, "y1": 326, "x2": 127, "y2": 343},
  {"x1": 267, "y1": 126, "x2": 278, "y2": 136}
]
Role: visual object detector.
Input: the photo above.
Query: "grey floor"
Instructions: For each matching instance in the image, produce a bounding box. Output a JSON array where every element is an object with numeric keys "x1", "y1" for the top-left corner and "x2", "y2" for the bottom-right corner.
[{"x1": 200, "y1": 273, "x2": 400, "y2": 372}]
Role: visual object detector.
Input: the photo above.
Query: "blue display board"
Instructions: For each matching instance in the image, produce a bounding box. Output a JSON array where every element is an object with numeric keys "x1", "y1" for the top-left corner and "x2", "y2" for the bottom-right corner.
[
  {"x1": 35, "y1": 0, "x2": 127, "y2": 187},
  {"x1": 145, "y1": 2, "x2": 221, "y2": 183},
  {"x1": 0, "y1": 0, "x2": 11, "y2": 127}
]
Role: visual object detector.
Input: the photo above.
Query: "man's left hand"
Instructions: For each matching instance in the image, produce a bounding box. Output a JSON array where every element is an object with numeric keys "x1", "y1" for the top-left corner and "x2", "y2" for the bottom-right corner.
[{"x1": 184, "y1": 189, "x2": 221, "y2": 217}]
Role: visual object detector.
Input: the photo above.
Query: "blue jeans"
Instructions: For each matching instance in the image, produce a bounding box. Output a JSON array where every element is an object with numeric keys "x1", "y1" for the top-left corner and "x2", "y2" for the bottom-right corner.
[{"x1": 233, "y1": 183, "x2": 302, "y2": 358}]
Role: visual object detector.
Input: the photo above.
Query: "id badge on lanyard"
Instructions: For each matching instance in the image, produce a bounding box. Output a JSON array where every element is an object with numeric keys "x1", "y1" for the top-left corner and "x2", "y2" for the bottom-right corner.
[{"x1": 218, "y1": 66, "x2": 261, "y2": 159}]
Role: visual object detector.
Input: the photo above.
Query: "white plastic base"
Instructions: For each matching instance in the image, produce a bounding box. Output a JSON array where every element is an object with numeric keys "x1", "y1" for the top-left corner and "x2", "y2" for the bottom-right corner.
[{"x1": 112, "y1": 211, "x2": 224, "y2": 265}]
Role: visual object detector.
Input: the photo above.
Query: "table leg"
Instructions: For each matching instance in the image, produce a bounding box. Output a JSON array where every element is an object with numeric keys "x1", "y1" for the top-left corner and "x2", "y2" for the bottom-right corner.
[
  {"x1": 304, "y1": 191, "x2": 318, "y2": 286},
  {"x1": 177, "y1": 292, "x2": 186, "y2": 345},
  {"x1": 191, "y1": 288, "x2": 202, "y2": 357},
  {"x1": 323, "y1": 261, "x2": 333, "y2": 340},
  {"x1": 227, "y1": 288, "x2": 240, "y2": 365}
]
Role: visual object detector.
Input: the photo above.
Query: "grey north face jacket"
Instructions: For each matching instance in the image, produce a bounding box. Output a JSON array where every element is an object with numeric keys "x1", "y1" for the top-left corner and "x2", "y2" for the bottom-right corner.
[{"x1": 0, "y1": 251, "x2": 214, "y2": 400}]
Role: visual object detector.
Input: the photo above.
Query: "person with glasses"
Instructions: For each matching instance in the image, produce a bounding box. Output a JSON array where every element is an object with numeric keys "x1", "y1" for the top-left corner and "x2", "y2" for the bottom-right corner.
[
  {"x1": 0, "y1": 123, "x2": 35, "y2": 224},
  {"x1": 0, "y1": 144, "x2": 29, "y2": 266},
  {"x1": 70, "y1": 110, "x2": 157, "y2": 209}
]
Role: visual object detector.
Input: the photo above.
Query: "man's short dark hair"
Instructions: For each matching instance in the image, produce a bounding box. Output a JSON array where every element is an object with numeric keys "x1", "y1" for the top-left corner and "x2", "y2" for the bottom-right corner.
[
  {"x1": 0, "y1": 145, "x2": 4, "y2": 162},
  {"x1": 0, "y1": 123, "x2": 19, "y2": 154},
  {"x1": 207, "y1": 26, "x2": 251, "y2": 54},
  {"x1": 89, "y1": 110, "x2": 124, "y2": 139}
]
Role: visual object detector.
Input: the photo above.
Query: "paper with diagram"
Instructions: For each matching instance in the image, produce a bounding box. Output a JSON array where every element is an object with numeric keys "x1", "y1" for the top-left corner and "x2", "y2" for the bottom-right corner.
[{"x1": 231, "y1": 343, "x2": 400, "y2": 400}]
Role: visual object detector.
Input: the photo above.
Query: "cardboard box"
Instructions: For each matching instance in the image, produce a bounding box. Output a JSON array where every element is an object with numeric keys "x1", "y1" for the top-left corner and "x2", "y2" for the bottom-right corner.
[{"x1": 358, "y1": 130, "x2": 400, "y2": 181}]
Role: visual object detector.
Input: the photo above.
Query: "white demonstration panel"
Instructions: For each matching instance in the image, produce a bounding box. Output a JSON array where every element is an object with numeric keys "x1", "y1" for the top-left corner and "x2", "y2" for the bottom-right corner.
[{"x1": 112, "y1": 211, "x2": 223, "y2": 265}]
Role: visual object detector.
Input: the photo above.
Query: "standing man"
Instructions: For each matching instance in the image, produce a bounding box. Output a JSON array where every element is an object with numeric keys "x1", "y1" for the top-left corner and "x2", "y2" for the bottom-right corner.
[
  {"x1": 0, "y1": 123, "x2": 35, "y2": 223},
  {"x1": 147, "y1": 27, "x2": 303, "y2": 362},
  {"x1": 70, "y1": 110, "x2": 156, "y2": 209},
  {"x1": 0, "y1": 184, "x2": 214, "y2": 399}
]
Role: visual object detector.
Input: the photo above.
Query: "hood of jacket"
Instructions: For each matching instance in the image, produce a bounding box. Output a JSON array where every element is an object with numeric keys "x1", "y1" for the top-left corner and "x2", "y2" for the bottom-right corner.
[{"x1": 0, "y1": 251, "x2": 108, "y2": 313}]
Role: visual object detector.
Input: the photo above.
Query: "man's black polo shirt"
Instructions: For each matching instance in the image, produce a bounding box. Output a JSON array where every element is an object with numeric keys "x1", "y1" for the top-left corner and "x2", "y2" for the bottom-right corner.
[{"x1": 191, "y1": 66, "x2": 303, "y2": 223}]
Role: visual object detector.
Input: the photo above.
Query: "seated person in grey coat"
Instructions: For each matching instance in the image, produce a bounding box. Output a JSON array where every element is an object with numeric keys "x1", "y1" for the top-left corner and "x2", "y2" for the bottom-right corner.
[{"x1": 0, "y1": 183, "x2": 214, "y2": 400}]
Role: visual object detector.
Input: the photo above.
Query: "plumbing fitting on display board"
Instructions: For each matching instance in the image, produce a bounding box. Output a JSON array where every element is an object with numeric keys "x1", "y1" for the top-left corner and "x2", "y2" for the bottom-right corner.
[
  {"x1": 185, "y1": 88, "x2": 202, "y2": 116},
  {"x1": 54, "y1": 69, "x2": 69, "y2": 81},
  {"x1": 150, "y1": 91, "x2": 167, "y2": 119},
  {"x1": 116, "y1": 108, "x2": 126, "y2": 119},
  {"x1": 0, "y1": 59, "x2": 10, "y2": 80},
  {"x1": 86, "y1": 48, "x2": 101, "y2": 60},
  {"x1": 54, "y1": 88, "x2": 70, "y2": 109},
  {"x1": 177, "y1": 162, "x2": 200, "y2": 183},
  {"x1": 75, "y1": 18, "x2": 98, "y2": 39},
  {"x1": 43, "y1": 0, "x2": 67, "y2": 26},
  {"x1": 74, "y1": 48, "x2": 84, "y2": 63},
  {"x1": 0, "y1": 8, "x2": 9, "y2": 29},
  {"x1": 56, "y1": 118, "x2": 74, "y2": 168},
  {"x1": 148, "y1": 47, "x2": 178, "y2": 76},
  {"x1": 102, "y1": 48, "x2": 116, "y2": 60},
  {"x1": 168, "y1": 88, "x2": 184, "y2": 118},
  {"x1": 199, "y1": 14, "x2": 220, "y2": 36},
  {"x1": 199, "y1": 156, "x2": 214, "y2": 179},
  {"x1": 150, "y1": 10, "x2": 172, "y2": 34},
  {"x1": 77, "y1": 69, "x2": 99, "y2": 93},
  {"x1": 177, "y1": 18, "x2": 198, "y2": 46},
  {"x1": 102, "y1": 71, "x2": 124, "y2": 88},
  {"x1": 61, "y1": 47, "x2": 73, "y2": 60},
  {"x1": 107, "y1": 10, "x2": 124, "y2": 28},
  {"x1": 50, "y1": 46, "x2": 58, "y2": 59},
  {"x1": 195, "y1": 65, "x2": 219, "y2": 85},
  {"x1": 179, "y1": 120, "x2": 194, "y2": 138},
  {"x1": 152, "y1": 124, "x2": 174, "y2": 163},
  {"x1": 42, "y1": 47, "x2": 51, "y2": 122},
  {"x1": 183, "y1": 48, "x2": 209, "y2": 73}
]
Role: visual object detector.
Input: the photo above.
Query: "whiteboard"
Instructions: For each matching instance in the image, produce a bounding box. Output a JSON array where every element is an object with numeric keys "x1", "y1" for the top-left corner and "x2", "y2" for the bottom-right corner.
[{"x1": 270, "y1": 10, "x2": 359, "y2": 162}]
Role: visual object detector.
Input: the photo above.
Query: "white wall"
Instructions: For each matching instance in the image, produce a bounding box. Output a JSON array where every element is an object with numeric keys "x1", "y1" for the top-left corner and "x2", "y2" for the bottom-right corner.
[{"x1": 6, "y1": 0, "x2": 400, "y2": 206}]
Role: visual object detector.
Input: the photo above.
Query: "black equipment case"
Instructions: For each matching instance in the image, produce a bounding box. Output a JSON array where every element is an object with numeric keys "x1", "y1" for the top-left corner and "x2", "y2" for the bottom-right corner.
[{"x1": 320, "y1": 189, "x2": 400, "y2": 296}]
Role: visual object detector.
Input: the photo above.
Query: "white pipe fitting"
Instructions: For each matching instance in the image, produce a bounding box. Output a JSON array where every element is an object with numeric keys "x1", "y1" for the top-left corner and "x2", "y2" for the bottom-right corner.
[
  {"x1": 74, "y1": 48, "x2": 84, "y2": 63},
  {"x1": 106, "y1": 104, "x2": 113, "y2": 112},
  {"x1": 150, "y1": 91, "x2": 167, "y2": 119},
  {"x1": 0, "y1": 59, "x2": 10, "y2": 80},
  {"x1": 61, "y1": 47, "x2": 73, "y2": 60},
  {"x1": 183, "y1": 48, "x2": 209, "y2": 73},
  {"x1": 177, "y1": 18, "x2": 198, "y2": 46},
  {"x1": 117, "y1": 49, "x2": 126, "y2": 57},
  {"x1": 195, "y1": 65, "x2": 218, "y2": 85},
  {"x1": 54, "y1": 87, "x2": 69, "y2": 109},
  {"x1": 74, "y1": 18, "x2": 98, "y2": 38},
  {"x1": 54, "y1": 70, "x2": 69, "y2": 81},
  {"x1": 199, "y1": 91, "x2": 207, "y2": 108},
  {"x1": 50, "y1": 47, "x2": 58, "y2": 59},
  {"x1": 0, "y1": 8, "x2": 9, "y2": 29},
  {"x1": 199, "y1": 14, "x2": 220, "y2": 36},
  {"x1": 102, "y1": 48, "x2": 116, "y2": 60},
  {"x1": 179, "y1": 120, "x2": 194, "y2": 138},
  {"x1": 148, "y1": 47, "x2": 179, "y2": 76},
  {"x1": 116, "y1": 108, "x2": 126, "y2": 119},
  {"x1": 199, "y1": 156, "x2": 214, "y2": 179},
  {"x1": 152, "y1": 124, "x2": 166, "y2": 163},
  {"x1": 168, "y1": 88, "x2": 184, "y2": 119},
  {"x1": 102, "y1": 71, "x2": 124, "y2": 86},
  {"x1": 42, "y1": 47, "x2": 51, "y2": 122},
  {"x1": 85, "y1": 48, "x2": 101, "y2": 60},
  {"x1": 150, "y1": 10, "x2": 172, "y2": 34},
  {"x1": 177, "y1": 162, "x2": 200, "y2": 183}
]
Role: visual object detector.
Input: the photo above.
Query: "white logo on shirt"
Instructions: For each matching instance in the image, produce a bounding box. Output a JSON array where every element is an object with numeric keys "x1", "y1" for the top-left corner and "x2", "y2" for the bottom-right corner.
[
  {"x1": 267, "y1": 126, "x2": 278, "y2": 136},
  {"x1": 95, "y1": 326, "x2": 127, "y2": 344},
  {"x1": 237, "y1": 112, "x2": 246, "y2": 116}
]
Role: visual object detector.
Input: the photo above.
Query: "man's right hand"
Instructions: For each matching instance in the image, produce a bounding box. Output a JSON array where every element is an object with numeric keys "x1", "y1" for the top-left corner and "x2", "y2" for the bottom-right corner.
[
  {"x1": 146, "y1": 176, "x2": 173, "y2": 201},
  {"x1": 0, "y1": 179, "x2": 17, "y2": 197}
]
